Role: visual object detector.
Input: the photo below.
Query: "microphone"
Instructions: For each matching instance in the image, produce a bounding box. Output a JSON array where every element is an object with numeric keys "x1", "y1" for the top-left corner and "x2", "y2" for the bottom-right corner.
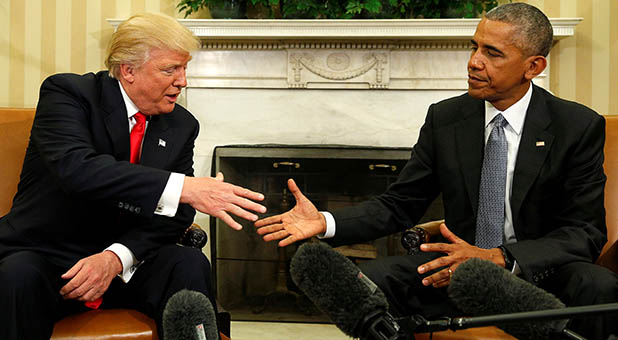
[
  {"x1": 289, "y1": 241, "x2": 411, "y2": 340},
  {"x1": 163, "y1": 289, "x2": 219, "y2": 340},
  {"x1": 447, "y1": 258, "x2": 568, "y2": 339}
]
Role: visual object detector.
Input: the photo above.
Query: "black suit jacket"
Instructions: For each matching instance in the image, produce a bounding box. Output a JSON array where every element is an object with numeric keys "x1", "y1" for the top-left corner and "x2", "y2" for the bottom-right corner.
[
  {"x1": 0, "y1": 71, "x2": 198, "y2": 269},
  {"x1": 331, "y1": 84, "x2": 607, "y2": 285}
]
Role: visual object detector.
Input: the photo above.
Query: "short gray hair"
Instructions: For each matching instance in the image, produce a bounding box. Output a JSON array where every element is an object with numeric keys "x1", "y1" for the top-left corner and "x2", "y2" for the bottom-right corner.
[{"x1": 485, "y1": 2, "x2": 553, "y2": 57}]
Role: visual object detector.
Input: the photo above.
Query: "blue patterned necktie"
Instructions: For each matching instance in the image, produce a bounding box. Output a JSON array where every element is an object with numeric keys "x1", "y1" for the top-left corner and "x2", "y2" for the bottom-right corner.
[{"x1": 475, "y1": 113, "x2": 508, "y2": 249}]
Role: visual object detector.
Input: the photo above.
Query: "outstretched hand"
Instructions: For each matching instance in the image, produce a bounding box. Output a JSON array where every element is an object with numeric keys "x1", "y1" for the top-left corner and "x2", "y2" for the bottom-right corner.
[
  {"x1": 417, "y1": 223, "x2": 505, "y2": 288},
  {"x1": 181, "y1": 172, "x2": 266, "y2": 230},
  {"x1": 254, "y1": 178, "x2": 327, "y2": 247}
]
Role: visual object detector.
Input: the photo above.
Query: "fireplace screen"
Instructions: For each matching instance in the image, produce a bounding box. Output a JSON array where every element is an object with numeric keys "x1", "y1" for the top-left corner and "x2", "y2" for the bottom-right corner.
[{"x1": 210, "y1": 145, "x2": 443, "y2": 322}]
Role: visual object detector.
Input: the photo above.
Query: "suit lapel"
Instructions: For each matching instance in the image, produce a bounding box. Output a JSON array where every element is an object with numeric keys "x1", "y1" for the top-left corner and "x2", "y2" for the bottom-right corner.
[
  {"x1": 455, "y1": 98, "x2": 486, "y2": 216},
  {"x1": 511, "y1": 86, "x2": 554, "y2": 226},
  {"x1": 100, "y1": 75, "x2": 131, "y2": 161},
  {"x1": 141, "y1": 115, "x2": 172, "y2": 168}
]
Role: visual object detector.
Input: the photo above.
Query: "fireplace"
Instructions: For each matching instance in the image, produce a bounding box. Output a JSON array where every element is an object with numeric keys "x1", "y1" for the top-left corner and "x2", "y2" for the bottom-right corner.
[
  {"x1": 210, "y1": 144, "x2": 444, "y2": 321},
  {"x1": 103, "y1": 16, "x2": 582, "y2": 323}
]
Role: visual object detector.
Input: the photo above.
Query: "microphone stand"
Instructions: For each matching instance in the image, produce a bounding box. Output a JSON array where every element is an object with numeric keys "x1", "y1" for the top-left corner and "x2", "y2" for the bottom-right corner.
[{"x1": 410, "y1": 302, "x2": 618, "y2": 340}]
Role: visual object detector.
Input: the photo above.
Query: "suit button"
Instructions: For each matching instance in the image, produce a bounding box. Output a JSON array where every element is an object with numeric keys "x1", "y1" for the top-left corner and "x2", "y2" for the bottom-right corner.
[
  {"x1": 135, "y1": 207, "x2": 141, "y2": 214},
  {"x1": 118, "y1": 202, "x2": 124, "y2": 208}
]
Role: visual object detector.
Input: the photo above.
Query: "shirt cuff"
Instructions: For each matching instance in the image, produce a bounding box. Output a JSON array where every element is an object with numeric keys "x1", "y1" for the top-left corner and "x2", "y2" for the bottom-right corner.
[
  {"x1": 155, "y1": 172, "x2": 185, "y2": 217},
  {"x1": 105, "y1": 243, "x2": 139, "y2": 283},
  {"x1": 317, "y1": 211, "x2": 336, "y2": 239},
  {"x1": 512, "y1": 261, "x2": 522, "y2": 275}
]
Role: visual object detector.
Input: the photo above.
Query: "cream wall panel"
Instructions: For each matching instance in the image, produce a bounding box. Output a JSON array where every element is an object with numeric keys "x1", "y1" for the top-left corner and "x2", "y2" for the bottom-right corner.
[
  {"x1": 9, "y1": 0, "x2": 24, "y2": 107},
  {"x1": 71, "y1": 0, "x2": 87, "y2": 74},
  {"x1": 610, "y1": 0, "x2": 618, "y2": 115},
  {"x1": 575, "y1": 1, "x2": 592, "y2": 109},
  {"x1": 556, "y1": 0, "x2": 578, "y2": 101},
  {"x1": 116, "y1": 0, "x2": 131, "y2": 19},
  {"x1": 101, "y1": 0, "x2": 116, "y2": 72},
  {"x1": 161, "y1": 0, "x2": 179, "y2": 17},
  {"x1": 132, "y1": 0, "x2": 146, "y2": 14},
  {"x1": 86, "y1": 0, "x2": 102, "y2": 73},
  {"x1": 41, "y1": 0, "x2": 56, "y2": 86},
  {"x1": 0, "y1": 0, "x2": 10, "y2": 107},
  {"x1": 591, "y1": 0, "x2": 610, "y2": 115},
  {"x1": 24, "y1": 0, "x2": 42, "y2": 108},
  {"x1": 55, "y1": 0, "x2": 71, "y2": 74},
  {"x1": 146, "y1": 0, "x2": 161, "y2": 13}
]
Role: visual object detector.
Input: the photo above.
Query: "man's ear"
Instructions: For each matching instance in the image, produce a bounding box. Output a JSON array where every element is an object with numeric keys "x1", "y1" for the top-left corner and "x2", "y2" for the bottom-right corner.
[
  {"x1": 524, "y1": 55, "x2": 547, "y2": 81},
  {"x1": 119, "y1": 64, "x2": 135, "y2": 83}
]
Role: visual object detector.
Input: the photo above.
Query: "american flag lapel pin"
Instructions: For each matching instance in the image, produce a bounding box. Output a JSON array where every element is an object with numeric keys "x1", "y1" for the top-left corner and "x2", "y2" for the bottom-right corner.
[
  {"x1": 536, "y1": 141, "x2": 545, "y2": 147},
  {"x1": 158, "y1": 138, "x2": 166, "y2": 147}
]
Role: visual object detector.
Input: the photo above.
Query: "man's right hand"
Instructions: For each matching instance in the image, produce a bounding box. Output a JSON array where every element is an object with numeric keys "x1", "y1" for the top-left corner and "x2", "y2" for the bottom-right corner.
[
  {"x1": 254, "y1": 178, "x2": 326, "y2": 247},
  {"x1": 180, "y1": 172, "x2": 266, "y2": 230}
]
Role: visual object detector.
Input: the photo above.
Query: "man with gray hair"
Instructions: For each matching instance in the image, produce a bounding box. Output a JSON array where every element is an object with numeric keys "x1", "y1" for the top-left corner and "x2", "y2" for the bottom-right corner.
[
  {"x1": 256, "y1": 3, "x2": 618, "y2": 338},
  {"x1": 0, "y1": 13, "x2": 265, "y2": 339}
]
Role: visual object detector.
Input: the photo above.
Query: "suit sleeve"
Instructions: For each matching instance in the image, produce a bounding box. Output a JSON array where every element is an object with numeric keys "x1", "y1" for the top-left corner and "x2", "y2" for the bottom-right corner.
[
  {"x1": 505, "y1": 114, "x2": 607, "y2": 284},
  {"x1": 33, "y1": 75, "x2": 170, "y2": 217},
  {"x1": 116, "y1": 123, "x2": 199, "y2": 261}
]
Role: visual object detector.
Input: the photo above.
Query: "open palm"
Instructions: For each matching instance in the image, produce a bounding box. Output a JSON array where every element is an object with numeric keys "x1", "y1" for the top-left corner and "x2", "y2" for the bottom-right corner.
[{"x1": 255, "y1": 178, "x2": 327, "y2": 247}]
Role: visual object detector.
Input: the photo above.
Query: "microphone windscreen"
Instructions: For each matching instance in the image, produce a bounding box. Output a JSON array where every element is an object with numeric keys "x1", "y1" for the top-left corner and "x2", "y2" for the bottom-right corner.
[
  {"x1": 448, "y1": 258, "x2": 566, "y2": 339},
  {"x1": 290, "y1": 242, "x2": 389, "y2": 337},
  {"x1": 163, "y1": 289, "x2": 218, "y2": 340}
]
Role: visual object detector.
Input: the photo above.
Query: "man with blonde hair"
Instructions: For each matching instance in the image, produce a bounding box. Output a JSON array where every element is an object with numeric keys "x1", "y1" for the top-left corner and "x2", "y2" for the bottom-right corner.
[{"x1": 0, "y1": 13, "x2": 265, "y2": 339}]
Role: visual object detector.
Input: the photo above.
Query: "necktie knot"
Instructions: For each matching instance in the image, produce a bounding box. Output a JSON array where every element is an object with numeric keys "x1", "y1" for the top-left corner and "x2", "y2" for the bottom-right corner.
[
  {"x1": 492, "y1": 113, "x2": 507, "y2": 129},
  {"x1": 133, "y1": 112, "x2": 146, "y2": 124}
]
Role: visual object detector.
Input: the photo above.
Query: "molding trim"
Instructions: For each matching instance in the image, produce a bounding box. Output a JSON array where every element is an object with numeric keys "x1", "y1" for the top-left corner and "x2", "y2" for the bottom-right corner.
[{"x1": 107, "y1": 18, "x2": 582, "y2": 41}]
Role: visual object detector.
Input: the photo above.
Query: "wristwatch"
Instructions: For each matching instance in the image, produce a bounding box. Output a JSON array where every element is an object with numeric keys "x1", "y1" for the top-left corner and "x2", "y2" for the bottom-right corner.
[{"x1": 498, "y1": 245, "x2": 514, "y2": 271}]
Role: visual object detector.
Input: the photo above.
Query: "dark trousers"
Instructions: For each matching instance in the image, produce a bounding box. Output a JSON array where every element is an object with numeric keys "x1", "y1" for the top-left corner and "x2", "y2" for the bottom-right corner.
[
  {"x1": 0, "y1": 244, "x2": 215, "y2": 340},
  {"x1": 358, "y1": 254, "x2": 618, "y2": 340}
]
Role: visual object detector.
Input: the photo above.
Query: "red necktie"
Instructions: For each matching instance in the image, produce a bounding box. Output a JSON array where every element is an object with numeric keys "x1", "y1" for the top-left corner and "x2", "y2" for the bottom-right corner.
[{"x1": 129, "y1": 112, "x2": 146, "y2": 164}]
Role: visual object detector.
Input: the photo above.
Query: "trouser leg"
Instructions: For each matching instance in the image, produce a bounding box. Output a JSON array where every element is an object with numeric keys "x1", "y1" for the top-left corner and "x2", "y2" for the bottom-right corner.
[
  {"x1": 541, "y1": 262, "x2": 618, "y2": 339},
  {"x1": 104, "y1": 244, "x2": 216, "y2": 340},
  {"x1": 0, "y1": 251, "x2": 65, "y2": 340},
  {"x1": 357, "y1": 253, "x2": 460, "y2": 326}
]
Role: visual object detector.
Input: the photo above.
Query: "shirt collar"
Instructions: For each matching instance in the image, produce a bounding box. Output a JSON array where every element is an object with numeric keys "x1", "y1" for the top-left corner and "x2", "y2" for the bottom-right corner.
[
  {"x1": 118, "y1": 80, "x2": 140, "y2": 120},
  {"x1": 484, "y1": 84, "x2": 533, "y2": 136}
]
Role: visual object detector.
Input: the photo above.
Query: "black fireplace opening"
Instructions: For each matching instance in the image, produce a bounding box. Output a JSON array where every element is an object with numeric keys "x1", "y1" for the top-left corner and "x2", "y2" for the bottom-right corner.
[{"x1": 210, "y1": 144, "x2": 443, "y2": 322}]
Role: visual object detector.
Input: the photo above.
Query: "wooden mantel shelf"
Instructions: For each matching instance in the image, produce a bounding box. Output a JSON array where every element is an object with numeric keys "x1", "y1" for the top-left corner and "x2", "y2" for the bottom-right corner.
[{"x1": 108, "y1": 18, "x2": 581, "y2": 41}]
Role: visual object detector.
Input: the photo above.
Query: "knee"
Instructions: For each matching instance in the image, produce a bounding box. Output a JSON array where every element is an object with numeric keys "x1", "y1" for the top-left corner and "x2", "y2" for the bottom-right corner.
[
  {"x1": 169, "y1": 247, "x2": 212, "y2": 279},
  {"x1": 0, "y1": 252, "x2": 52, "y2": 293},
  {"x1": 564, "y1": 264, "x2": 618, "y2": 305}
]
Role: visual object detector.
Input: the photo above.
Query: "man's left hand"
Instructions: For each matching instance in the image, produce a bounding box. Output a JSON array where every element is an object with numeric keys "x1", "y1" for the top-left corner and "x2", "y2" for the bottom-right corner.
[
  {"x1": 417, "y1": 223, "x2": 505, "y2": 288},
  {"x1": 59, "y1": 250, "x2": 122, "y2": 302}
]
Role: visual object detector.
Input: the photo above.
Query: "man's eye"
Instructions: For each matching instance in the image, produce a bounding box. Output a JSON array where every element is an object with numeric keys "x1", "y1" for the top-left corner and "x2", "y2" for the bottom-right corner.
[{"x1": 162, "y1": 68, "x2": 175, "y2": 74}]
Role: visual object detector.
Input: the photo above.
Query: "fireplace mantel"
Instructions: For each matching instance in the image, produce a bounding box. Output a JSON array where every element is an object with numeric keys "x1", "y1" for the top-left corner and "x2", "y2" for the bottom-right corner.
[{"x1": 108, "y1": 18, "x2": 581, "y2": 40}]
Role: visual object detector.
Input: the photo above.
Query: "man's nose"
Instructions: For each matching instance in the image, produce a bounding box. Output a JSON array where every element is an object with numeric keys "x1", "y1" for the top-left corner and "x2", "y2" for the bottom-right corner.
[
  {"x1": 468, "y1": 50, "x2": 484, "y2": 70},
  {"x1": 175, "y1": 69, "x2": 187, "y2": 88}
]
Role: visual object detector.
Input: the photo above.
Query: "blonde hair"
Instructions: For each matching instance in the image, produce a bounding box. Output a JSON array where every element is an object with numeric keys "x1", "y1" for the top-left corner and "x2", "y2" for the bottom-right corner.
[{"x1": 105, "y1": 13, "x2": 200, "y2": 79}]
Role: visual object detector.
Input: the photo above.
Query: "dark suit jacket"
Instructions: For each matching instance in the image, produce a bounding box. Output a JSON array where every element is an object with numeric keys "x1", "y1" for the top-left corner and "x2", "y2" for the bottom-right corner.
[
  {"x1": 0, "y1": 71, "x2": 198, "y2": 269},
  {"x1": 331, "y1": 84, "x2": 607, "y2": 285}
]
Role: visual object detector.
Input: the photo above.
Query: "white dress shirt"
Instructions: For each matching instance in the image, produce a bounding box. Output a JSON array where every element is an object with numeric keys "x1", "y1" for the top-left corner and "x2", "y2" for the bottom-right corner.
[
  {"x1": 105, "y1": 81, "x2": 186, "y2": 282},
  {"x1": 320, "y1": 84, "x2": 534, "y2": 272}
]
